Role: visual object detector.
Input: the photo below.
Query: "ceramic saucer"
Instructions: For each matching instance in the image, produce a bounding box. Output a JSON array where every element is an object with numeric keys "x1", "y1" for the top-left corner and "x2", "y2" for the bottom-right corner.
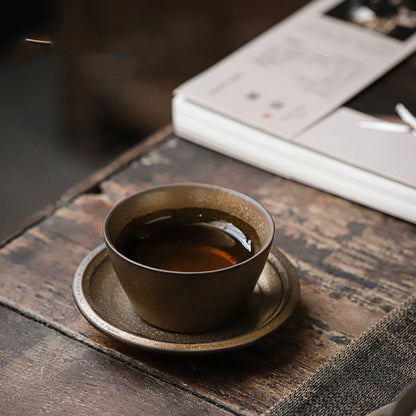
[{"x1": 73, "y1": 244, "x2": 300, "y2": 354}]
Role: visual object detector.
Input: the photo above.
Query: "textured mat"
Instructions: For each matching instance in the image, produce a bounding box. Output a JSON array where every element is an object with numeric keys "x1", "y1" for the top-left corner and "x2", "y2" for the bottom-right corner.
[{"x1": 263, "y1": 295, "x2": 416, "y2": 416}]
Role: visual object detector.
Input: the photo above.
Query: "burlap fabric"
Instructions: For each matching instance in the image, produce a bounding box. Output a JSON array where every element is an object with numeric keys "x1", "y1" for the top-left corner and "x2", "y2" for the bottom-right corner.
[{"x1": 264, "y1": 294, "x2": 416, "y2": 416}]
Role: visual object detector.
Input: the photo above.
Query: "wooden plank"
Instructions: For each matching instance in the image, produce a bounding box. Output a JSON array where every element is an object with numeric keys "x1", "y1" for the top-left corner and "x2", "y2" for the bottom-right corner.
[
  {"x1": 0, "y1": 305, "x2": 235, "y2": 416},
  {"x1": 0, "y1": 136, "x2": 415, "y2": 414}
]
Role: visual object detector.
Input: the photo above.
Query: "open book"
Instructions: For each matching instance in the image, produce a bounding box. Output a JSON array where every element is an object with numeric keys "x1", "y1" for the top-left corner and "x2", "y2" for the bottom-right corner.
[{"x1": 173, "y1": 0, "x2": 416, "y2": 223}]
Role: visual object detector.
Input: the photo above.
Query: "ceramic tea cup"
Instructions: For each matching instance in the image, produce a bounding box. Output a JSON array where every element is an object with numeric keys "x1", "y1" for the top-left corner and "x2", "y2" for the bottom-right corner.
[{"x1": 103, "y1": 183, "x2": 275, "y2": 333}]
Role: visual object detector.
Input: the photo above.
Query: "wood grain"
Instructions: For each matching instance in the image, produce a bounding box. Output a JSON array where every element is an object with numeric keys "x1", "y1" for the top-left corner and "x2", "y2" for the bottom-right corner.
[
  {"x1": 1, "y1": 133, "x2": 415, "y2": 414},
  {"x1": 0, "y1": 306, "x2": 234, "y2": 416}
]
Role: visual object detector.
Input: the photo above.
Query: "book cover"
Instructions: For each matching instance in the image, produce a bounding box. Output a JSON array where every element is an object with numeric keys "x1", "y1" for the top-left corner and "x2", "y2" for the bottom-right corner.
[{"x1": 173, "y1": 0, "x2": 416, "y2": 223}]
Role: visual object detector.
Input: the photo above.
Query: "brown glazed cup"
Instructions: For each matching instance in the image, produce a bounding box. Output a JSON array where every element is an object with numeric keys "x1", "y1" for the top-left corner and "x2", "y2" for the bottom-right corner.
[{"x1": 103, "y1": 183, "x2": 275, "y2": 333}]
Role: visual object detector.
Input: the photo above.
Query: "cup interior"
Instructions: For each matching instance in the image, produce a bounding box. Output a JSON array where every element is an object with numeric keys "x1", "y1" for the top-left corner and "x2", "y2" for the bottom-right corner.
[{"x1": 104, "y1": 183, "x2": 274, "y2": 271}]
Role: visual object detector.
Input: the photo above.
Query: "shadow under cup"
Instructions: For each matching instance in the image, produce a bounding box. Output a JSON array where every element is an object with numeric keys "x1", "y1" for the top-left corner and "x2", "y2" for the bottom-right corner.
[{"x1": 103, "y1": 183, "x2": 275, "y2": 333}]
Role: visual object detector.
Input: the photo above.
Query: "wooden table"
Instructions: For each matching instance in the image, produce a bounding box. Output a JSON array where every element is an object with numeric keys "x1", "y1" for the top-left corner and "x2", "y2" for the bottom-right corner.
[{"x1": 1, "y1": 126, "x2": 415, "y2": 415}]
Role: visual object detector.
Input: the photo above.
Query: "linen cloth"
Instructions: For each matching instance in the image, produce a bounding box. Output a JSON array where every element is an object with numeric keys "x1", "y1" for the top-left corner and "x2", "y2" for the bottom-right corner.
[{"x1": 264, "y1": 295, "x2": 416, "y2": 416}]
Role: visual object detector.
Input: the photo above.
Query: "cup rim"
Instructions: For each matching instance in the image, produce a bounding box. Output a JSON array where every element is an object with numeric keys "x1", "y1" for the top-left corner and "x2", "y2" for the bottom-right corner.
[{"x1": 103, "y1": 182, "x2": 275, "y2": 275}]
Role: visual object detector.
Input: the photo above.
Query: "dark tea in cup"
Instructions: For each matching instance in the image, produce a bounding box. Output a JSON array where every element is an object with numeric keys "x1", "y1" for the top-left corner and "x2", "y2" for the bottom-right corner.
[{"x1": 115, "y1": 208, "x2": 259, "y2": 272}]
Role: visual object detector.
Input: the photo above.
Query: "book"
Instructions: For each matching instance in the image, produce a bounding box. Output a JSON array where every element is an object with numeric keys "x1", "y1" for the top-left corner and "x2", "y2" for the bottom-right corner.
[{"x1": 172, "y1": 0, "x2": 416, "y2": 223}]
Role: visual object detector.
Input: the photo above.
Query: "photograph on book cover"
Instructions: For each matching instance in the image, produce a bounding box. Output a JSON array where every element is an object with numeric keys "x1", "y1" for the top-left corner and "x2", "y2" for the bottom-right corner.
[{"x1": 326, "y1": 0, "x2": 416, "y2": 41}]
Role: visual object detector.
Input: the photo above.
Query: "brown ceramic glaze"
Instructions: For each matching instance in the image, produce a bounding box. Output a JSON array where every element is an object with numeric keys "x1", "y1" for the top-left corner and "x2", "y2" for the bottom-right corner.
[
  {"x1": 103, "y1": 183, "x2": 275, "y2": 333},
  {"x1": 73, "y1": 244, "x2": 299, "y2": 353}
]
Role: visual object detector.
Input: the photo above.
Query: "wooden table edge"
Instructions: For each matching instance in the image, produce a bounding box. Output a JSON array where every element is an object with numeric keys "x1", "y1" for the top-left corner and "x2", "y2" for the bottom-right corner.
[{"x1": 0, "y1": 124, "x2": 173, "y2": 249}]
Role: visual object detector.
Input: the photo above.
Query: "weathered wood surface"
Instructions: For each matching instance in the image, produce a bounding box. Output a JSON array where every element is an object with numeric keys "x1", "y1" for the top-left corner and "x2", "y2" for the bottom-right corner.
[
  {"x1": 0, "y1": 305, "x2": 234, "y2": 416},
  {"x1": 1, "y1": 133, "x2": 415, "y2": 415}
]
